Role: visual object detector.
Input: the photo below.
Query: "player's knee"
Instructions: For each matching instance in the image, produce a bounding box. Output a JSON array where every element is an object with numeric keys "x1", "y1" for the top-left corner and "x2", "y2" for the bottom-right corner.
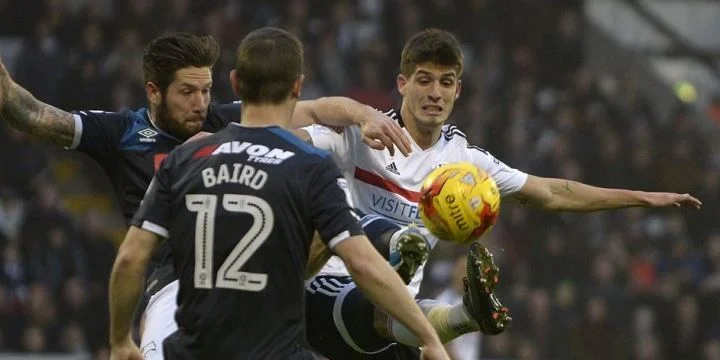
[{"x1": 359, "y1": 215, "x2": 401, "y2": 259}]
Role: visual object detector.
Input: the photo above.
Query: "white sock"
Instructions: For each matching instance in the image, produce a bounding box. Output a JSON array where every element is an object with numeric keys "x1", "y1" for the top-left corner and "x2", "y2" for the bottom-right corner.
[
  {"x1": 390, "y1": 299, "x2": 479, "y2": 345},
  {"x1": 447, "y1": 302, "x2": 479, "y2": 333},
  {"x1": 389, "y1": 300, "x2": 433, "y2": 346}
]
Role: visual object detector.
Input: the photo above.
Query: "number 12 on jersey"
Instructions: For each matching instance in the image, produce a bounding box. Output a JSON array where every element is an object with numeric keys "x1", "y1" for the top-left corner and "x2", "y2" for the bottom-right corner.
[{"x1": 185, "y1": 194, "x2": 274, "y2": 291}]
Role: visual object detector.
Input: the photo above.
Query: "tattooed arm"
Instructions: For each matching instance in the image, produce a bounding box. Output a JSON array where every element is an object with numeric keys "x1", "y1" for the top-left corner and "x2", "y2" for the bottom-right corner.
[
  {"x1": 510, "y1": 175, "x2": 701, "y2": 212},
  {"x1": 0, "y1": 60, "x2": 75, "y2": 147}
]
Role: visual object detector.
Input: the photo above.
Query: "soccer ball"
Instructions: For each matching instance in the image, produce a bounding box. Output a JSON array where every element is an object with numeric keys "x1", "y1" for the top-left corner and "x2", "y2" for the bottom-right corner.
[{"x1": 418, "y1": 162, "x2": 501, "y2": 244}]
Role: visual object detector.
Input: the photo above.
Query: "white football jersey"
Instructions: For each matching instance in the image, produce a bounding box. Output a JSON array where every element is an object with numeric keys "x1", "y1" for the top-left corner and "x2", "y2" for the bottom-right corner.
[{"x1": 305, "y1": 109, "x2": 528, "y2": 295}]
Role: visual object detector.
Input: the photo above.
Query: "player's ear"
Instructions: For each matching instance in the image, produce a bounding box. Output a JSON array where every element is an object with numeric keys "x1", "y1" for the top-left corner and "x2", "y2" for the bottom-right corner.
[
  {"x1": 229, "y1": 69, "x2": 241, "y2": 97},
  {"x1": 397, "y1": 74, "x2": 408, "y2": 96},
  {"x1": 455, "y1": 79, "x2": 462, "y2": 100},
  {"x1": 291, "y1": 74, "x2": 305, "y2": 99},
  {"x1": 146, "y1": 82, "x2": 161, "y2": 107}
]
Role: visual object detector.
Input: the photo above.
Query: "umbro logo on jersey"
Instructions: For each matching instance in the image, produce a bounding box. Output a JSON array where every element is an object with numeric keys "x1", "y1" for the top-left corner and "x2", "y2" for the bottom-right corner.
[
  {"x1": 138, "y1": 128, "x2": 158, "y2": 143},
  {"x1": 385, "y1": 162, "x2": 400, "y2": 175}
]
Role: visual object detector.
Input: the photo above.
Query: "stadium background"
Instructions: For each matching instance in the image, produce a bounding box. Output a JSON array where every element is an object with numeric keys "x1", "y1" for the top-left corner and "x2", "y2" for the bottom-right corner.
[{"x1": 0, "y1": 0, "x2": 718, "y2": 359}]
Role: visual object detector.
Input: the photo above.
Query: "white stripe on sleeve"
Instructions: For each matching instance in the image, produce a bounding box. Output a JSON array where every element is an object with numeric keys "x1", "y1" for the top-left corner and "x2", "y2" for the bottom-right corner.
[
  {"x1": 65, "y1": 114, "x2": 83, "y2": 150},
  {"x1": 327, "y1": 230, "x2": 351, "y2": 249},
  {"x1": 141, "y1": 220, "x2": 169, "y2": 238}
]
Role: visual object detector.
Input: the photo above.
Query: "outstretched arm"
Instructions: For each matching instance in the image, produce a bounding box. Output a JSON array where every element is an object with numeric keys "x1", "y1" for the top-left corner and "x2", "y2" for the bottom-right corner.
[
  {"x1": 511, "y1": 175, "x2": 702, "y2": 212},
  {"x1": 0, "y1": 58, "x2": 76, "y2": 147},
  {"x1": 293, "y1": 97, "x2": 411, "y2": 156}
]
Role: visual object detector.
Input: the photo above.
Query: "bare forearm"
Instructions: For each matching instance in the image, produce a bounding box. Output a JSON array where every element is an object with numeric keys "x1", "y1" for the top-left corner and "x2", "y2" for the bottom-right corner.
[
  {"x1": 305, "y1": 232, "x2": 331, "y2": 280},
  {"x1": 108, "y1": 256, "x2": 146, "y2": 345},
  {"x1": 526, "y1": 178, "x2": 647, "y2": 212},
  {"x1": 0, "y1": 80, "x2": 75, "y2": 147},
  {"x1": 348, "y1": 255, "x2": 439, "y2": 345},
  {"x1": 292, "y1": 97, "x2": 371, "y2": 128}
]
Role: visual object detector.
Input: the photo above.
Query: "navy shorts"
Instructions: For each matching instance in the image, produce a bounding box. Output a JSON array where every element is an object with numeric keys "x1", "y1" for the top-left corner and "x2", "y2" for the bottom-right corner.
[{"x1": 305, "y1": 276, "x2": 420, "y2": 360}]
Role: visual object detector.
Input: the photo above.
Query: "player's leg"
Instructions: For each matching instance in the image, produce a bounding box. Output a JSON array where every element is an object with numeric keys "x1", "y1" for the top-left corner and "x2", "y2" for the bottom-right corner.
[
  {"x1": 305, "y1": 275, "x2": 420, "y2": 360},
  {"x1": 140, "y1": 266, "x2": 181, "y2": 360},
  {"x1": 343, "y1": 214, "x2": 511, "y2": 346},
  {"x1": 377, "y1": 242, "x2": 511, "y2": 346},
  {"x1": 359, "y1": 213, "x2": 429, "y2": 284}
]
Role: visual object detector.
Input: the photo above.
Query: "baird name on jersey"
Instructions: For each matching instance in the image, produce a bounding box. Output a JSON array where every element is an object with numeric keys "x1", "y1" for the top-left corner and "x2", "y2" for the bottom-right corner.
[{"x1": 201, "y1": 163, "x2": 268, "y2": 189}]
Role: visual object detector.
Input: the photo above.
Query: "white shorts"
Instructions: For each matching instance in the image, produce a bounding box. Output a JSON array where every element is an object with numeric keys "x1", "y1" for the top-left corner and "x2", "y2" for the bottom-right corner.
[{"x1": 140, "y1": 280, "x2": 179, "y2": 360}]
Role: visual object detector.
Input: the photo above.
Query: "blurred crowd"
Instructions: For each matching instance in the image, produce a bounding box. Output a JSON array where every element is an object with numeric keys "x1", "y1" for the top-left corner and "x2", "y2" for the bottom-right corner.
[{"x1": 0, "y1": 0, "x2": 718, "y2": 359}]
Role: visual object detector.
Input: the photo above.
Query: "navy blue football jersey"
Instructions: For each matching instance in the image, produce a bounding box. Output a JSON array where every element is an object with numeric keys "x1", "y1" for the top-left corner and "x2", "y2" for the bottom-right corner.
[
  {"x1": 131, "y1": 123, "x2": 364, "y2": 359},
  {"x1": 69, "y1": 102, "x2": 241, "y2": 222},
  {"x1": 69, "y1": 102, "x2": 241, "y2": 287}
]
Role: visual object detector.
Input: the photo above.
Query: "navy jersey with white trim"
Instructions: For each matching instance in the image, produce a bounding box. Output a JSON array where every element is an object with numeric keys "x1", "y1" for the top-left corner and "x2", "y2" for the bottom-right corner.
[
  {"x1": 69, "y1": 102, "x2": 240, "y2": 223},
  {"x1": 131, "y1": 123, "x2": 363, "y2": 359}
]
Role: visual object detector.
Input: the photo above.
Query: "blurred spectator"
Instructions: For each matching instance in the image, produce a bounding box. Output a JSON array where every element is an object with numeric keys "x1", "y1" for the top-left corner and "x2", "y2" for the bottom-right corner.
[
  {"x1": 344, "y1": 57, "x2": 395, "y2": 110},
  {"x1": 571, "y1": 295, "x2": 620, "y2": 359},
  {"x1": 59, "y1": 322, "x2": 88, "y2": 354},
  {"x1": 21, "y1": 326, "x2": 48, "y2": 353},
  {"x1": 706, "y1": 339, "x2": 720, "y2": 360},
  {"x1": 0, "y1": 127, "x2": 50, "y2": 198},
  {"x1": 13, "y1": 18, "x2": 65, "y2": 105},
  {"x1": 22, "y1": 283, "x2": 60, "y2": 352},
  {"x1": 0, "y1": 189, "x2": 25, "y2": 241},
  {"x1": 1, "y1": 242, "x2": 29, "y2": 302}
]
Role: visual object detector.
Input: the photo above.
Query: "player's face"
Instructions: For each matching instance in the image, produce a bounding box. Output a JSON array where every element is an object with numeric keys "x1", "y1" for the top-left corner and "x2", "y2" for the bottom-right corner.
[
  {"x1": 397, "y1": 63, "x2": 461, "y2": 129},
  {"x1": 160, "y1": 67, "x2": 212, "y2": 139}
]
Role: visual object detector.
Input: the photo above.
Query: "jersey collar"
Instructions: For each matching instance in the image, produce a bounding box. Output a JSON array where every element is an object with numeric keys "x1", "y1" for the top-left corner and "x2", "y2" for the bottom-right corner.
[
  {"x1": 392, "y1": 108, "x2": 445, "y2": 152},
  {"x1": 393, "y1": 108, "x2": 405, "y2": 128}
]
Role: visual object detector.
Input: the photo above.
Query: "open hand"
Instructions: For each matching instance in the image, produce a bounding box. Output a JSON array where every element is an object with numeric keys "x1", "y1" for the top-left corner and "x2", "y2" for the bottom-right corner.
[
  {"x1": 644, "y1": 192, "x2": 702, "y2": 209},
  {"x1": 360, "y1": 109, "x2": 412, "y2": 157}
]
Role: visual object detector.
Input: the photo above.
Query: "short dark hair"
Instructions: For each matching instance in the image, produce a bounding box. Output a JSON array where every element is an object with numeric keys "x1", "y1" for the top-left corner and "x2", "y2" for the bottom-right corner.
[
  {"x1": 233, "y1": 27, "x2": 303, "y2": 104},
  {"x1": 400, "y1": 28, "x2": 463, "y2": 77},
  {"x1": 143, "y1": 33, "x2": 220, "y2": 92}
]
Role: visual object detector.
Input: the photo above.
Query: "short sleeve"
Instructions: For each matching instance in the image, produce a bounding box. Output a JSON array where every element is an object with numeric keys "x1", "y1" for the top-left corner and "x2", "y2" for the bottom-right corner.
[
  {"x1": 69, "y1": 110, "x2": 129, "y2": 158},
  {"x1": 130, "y1": 157, "x2": 173, "y2": 238},
  {"x1": 302, "y1": 124, "x2": 359, "y2": 172},
  {"x1": 469, "y1": 148, "x2": 528, "y2": 197},
  {"x1": 306, "y1": 157, "x2": 365, "y2": 249}
]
